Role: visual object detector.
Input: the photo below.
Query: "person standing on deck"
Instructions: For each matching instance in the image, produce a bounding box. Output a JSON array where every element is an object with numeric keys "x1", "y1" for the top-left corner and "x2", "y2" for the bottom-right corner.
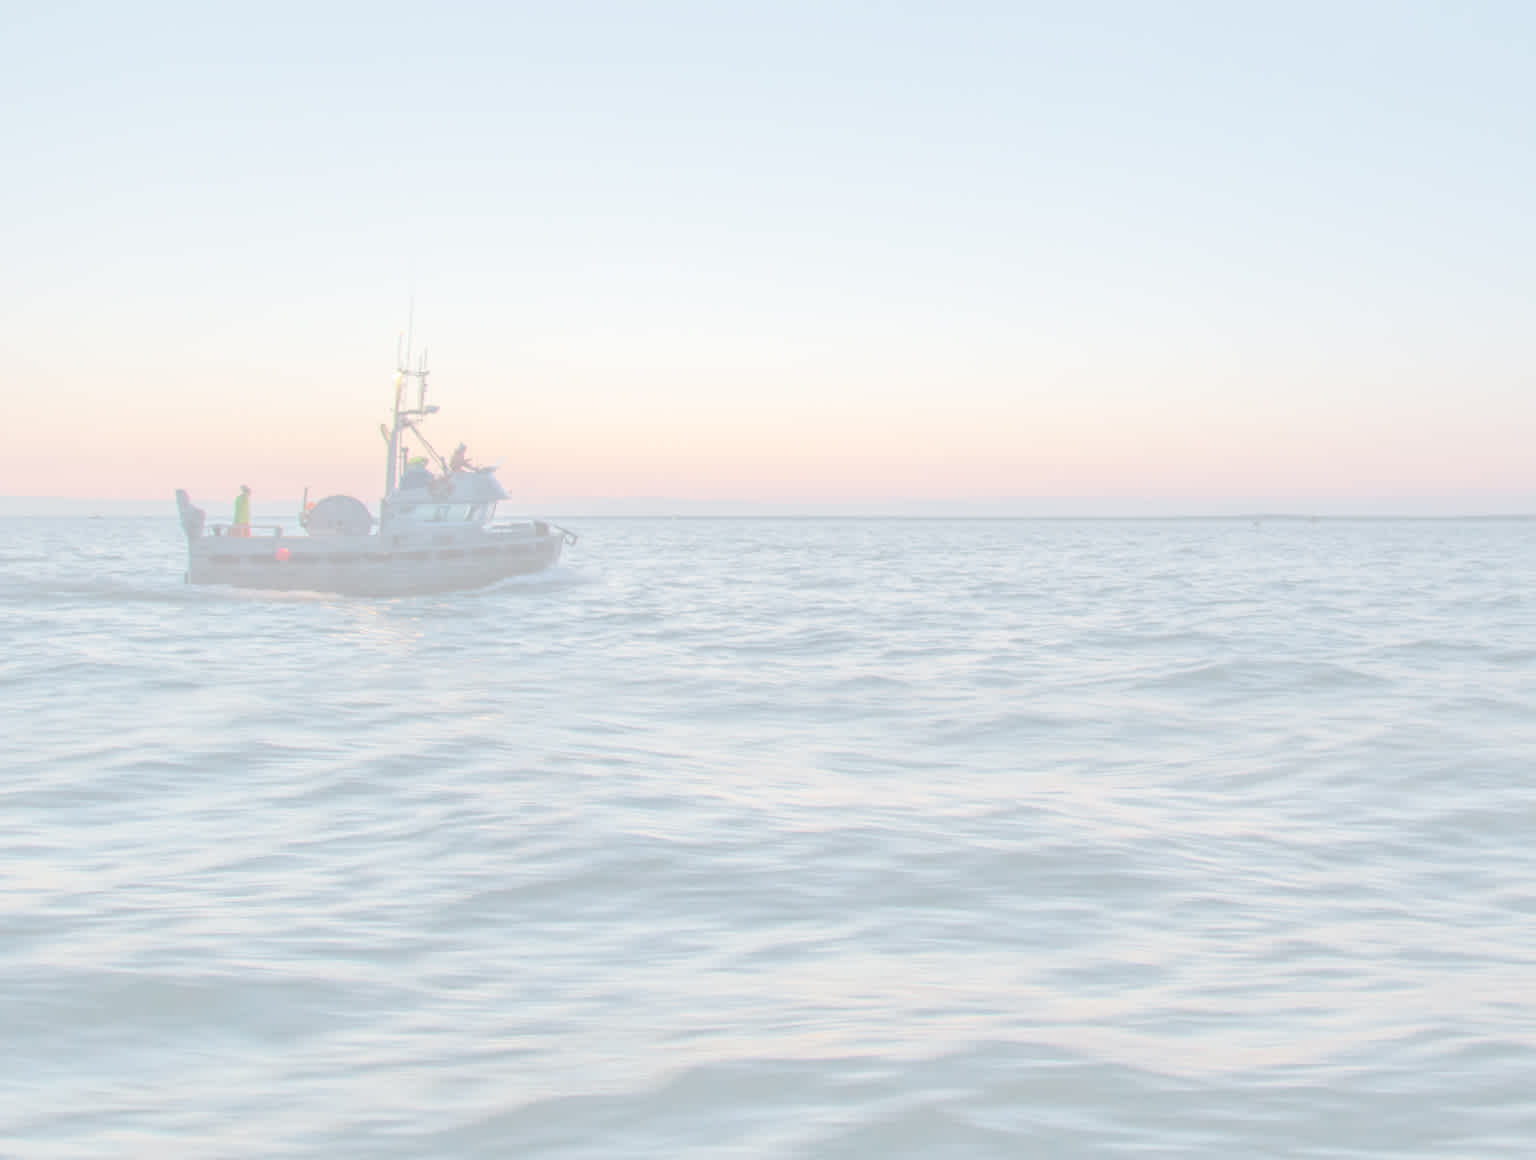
[{"x1": 233, "y1": 485, "x2": 251, "y2": 536}]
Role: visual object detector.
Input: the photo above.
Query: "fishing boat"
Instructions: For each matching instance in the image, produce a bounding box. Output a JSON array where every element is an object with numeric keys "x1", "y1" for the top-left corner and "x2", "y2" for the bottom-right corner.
[{"x1": 174, "y1": 341, "x2": 574, "y2": 596}]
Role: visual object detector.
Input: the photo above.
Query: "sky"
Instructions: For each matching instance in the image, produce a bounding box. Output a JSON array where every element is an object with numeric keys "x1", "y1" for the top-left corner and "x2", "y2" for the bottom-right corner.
[{"x1": 1, "y1": 0, "x2": 1532, "y2": 514}]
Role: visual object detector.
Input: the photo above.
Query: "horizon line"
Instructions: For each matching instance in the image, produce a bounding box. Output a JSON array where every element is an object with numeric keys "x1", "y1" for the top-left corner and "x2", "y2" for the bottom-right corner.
[{"x1": 2, "y1": 494, "x2": 1533, "y2": 521}]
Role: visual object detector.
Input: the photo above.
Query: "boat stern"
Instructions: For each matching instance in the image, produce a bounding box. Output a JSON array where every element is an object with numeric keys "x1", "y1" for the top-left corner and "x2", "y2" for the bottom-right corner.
[{"x1": 174, "y1": 490, "x2": 206, "y2": 541}]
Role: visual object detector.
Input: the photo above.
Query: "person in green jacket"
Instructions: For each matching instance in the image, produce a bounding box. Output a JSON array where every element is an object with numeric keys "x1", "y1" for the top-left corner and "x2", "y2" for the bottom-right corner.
[{"x1": 233, "y1": 485, "x2": 251, "y2": 536}]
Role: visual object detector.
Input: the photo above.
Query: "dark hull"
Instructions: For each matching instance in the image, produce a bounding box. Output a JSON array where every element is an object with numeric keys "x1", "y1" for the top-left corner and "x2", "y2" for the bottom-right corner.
[{"x1": 186, "y1": 528, "x2": 566, "y2": 596}]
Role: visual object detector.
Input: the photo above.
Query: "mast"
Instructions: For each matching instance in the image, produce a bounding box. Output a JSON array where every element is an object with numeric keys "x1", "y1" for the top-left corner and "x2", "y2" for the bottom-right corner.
[
  {"x1": 383, "y1": 319, "x2": 437, "y2": 505},
  {"x1": 385, "y1": 344, "x2": 404, "y2": 499},
  {"x1": 385, "y1": 294, "x2": 416, "y2": 501}
]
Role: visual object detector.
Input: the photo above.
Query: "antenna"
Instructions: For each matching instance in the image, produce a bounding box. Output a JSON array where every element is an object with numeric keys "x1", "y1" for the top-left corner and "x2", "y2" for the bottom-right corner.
[{"x1": 404, "y1": 288, "x2": 415, "y2": 374}]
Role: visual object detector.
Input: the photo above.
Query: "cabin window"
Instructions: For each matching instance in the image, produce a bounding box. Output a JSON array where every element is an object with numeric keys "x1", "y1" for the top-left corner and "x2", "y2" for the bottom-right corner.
[{"x1": 432, "y1": 506, "x2": 450, "y2": 522}]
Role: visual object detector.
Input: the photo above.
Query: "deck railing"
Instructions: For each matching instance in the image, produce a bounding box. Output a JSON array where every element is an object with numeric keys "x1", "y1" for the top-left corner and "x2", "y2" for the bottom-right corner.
[{"x1": 207, "y1": 523, "x2": 285, "y2": 538}]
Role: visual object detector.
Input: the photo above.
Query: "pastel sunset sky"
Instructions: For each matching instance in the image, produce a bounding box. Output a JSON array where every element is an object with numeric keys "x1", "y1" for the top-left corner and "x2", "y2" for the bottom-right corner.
[{"x1": 2, "y1": 1, "x2": 1532, "y2": 513}]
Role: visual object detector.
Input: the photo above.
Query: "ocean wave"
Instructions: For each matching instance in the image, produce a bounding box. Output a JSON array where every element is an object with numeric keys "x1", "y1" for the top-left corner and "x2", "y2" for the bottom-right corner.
[{"x1": 4, "y1": 516, "x2": 1535, "y2": 1157}]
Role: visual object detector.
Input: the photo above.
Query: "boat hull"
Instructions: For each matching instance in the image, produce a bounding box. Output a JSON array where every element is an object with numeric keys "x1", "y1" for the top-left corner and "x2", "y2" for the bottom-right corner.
[{"x1": 184, "y1": 523, "x2": 567, "y2": 596}]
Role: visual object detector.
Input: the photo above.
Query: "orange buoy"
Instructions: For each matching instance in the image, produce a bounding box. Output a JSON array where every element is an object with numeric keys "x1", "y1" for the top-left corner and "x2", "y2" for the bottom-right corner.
[{"x1": 275, "y1": 547, "x2": 291, "y2": 562}]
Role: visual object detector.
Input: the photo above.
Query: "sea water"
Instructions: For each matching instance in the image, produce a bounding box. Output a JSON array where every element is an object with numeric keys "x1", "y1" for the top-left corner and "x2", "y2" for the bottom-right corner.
[{"x1": 3, "y1": 516, "x2": 1534, "y2": 1157}]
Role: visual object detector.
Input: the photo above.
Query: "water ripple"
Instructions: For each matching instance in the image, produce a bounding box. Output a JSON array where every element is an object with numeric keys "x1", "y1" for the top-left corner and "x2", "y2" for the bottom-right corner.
[{"x1": 3, "y1": 516, "x2": 1535, "y2": 1156}]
